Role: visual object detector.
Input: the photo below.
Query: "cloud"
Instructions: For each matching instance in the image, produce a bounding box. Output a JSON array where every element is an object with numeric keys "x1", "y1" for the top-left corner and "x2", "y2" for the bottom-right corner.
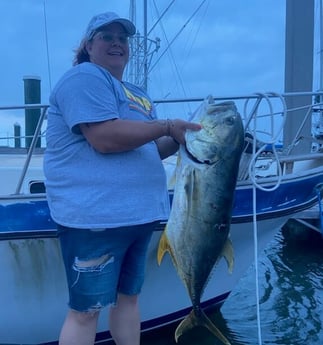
[
  {"x1": 1, "y1": 0, "x2": 286, "y2": 103},
  {"x1": 146, "y1": 0, "x2": 286, "y2": 104},
  {"x1": 1, "y1": 0, "x2": 318, "y2": 136}
]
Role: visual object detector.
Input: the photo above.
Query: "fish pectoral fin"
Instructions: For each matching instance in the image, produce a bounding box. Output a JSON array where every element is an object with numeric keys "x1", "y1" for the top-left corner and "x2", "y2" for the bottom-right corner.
[
  {"x1": 168, "y1": 154, "x2": 181, "y2": 189},
  {"x1": 157, "y1": 230, "x2": 171, "y2": 265},
  {"x1": 175, "y1": 307, "x2": 231, "y2": 345},
  {"x1": 222, "y1": 237, "x2": 235, "y2": 274}
]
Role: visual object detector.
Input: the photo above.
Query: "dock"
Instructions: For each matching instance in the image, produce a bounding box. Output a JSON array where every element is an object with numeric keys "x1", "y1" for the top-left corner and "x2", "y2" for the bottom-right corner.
[{"x1": 285, "y1": 204, "x2": 323, "y2": 235}]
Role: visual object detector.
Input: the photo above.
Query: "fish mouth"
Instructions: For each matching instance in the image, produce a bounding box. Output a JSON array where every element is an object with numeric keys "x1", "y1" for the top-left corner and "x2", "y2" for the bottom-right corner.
[{"x1": 185, "y1": 144, "x2": 213, "y2": 165}]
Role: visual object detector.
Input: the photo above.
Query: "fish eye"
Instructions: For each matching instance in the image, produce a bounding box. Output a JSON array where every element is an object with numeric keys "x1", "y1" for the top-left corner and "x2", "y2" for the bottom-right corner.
[{"x1": 224, "y1": 116, "x2": 235, "y2": 125}]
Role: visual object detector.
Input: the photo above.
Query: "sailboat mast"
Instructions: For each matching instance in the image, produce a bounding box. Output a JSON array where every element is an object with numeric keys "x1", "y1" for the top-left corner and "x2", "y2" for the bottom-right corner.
[
  {"x1": 283, "y1": 0, "x2": 314, "y2": 156},
  {"x1": 320, "y1": 0, "x2": 323, "y2": 91},
  {"x1": 143, "y1": 0, "x2": 148, "y2": 90},
  {"x1": 127, "y1": 0, "x2": 159, "y2": 90}
]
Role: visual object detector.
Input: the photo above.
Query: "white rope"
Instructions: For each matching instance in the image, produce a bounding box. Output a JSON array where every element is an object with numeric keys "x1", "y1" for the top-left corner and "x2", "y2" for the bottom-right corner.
[
  {"x1": 247, "y1": 92, "x2": 287, "y2": 192},
  {"x1": 252, "y1": 184, "x2": 262, "y2": 345},
  {"x1": 244, "y1": 92, "x2": 287, "y2": 345}
]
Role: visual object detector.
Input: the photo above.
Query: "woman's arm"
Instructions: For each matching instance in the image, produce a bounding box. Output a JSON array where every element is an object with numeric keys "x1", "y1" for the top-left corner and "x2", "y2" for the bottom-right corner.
[{"x1": 79, "y1": 118, "x2": 201, "y2": 154}]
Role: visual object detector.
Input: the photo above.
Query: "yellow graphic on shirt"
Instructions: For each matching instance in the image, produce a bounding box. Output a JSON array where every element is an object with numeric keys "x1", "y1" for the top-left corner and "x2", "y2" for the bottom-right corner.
[{"x1": 122, "y1": 85, "x2": 153, "y2": 117}]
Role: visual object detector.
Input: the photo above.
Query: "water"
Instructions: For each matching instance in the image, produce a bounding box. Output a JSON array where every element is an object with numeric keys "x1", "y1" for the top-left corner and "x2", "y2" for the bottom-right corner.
[{"x1": 140, "y1": 224, "x2": 323, "y2": 345}]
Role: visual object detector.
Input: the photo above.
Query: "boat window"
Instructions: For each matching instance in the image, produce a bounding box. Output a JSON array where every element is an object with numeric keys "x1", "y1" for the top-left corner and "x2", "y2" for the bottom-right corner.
[{"x1": 29, "y1": 180, "x2": 46, "y2": 194}]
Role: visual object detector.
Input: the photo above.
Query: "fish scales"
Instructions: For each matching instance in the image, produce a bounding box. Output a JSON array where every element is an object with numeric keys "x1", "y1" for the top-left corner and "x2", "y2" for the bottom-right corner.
[{"x1": 157, "y1": 96, "x2": 245, "y2": 345}]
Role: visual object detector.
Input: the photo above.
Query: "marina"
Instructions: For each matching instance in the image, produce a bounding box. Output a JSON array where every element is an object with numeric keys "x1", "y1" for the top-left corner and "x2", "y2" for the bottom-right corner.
[{"x1": 1, "y1": 0, "x2": 323, "y2": 344}]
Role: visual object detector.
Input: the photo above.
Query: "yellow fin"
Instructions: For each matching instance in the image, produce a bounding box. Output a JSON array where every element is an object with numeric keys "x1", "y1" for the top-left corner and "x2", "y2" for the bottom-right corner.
[
  {"x1": 157, "y1": 230, "x2": 170, "y2": 265},
  {"x1": 222, "y1": 237, "x2": 234, "y2": 274},
  {"x1": 175, "y1": 307, "x2": 231, "y2": 345}
]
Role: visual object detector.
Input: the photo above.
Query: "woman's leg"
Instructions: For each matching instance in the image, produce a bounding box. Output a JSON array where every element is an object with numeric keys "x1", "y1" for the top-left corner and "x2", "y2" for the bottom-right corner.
[
  {"x1": 108, "y1": 224, "x2": 155, "y2": 345},
  {"x1": 59, "y1": 309, "x2": 99, "y2": 345},
  {"x1": 109, "y1": 293, "x2": 140, "y2": 345},
  {"x1": 57, "y1": 226, "x2": 113, "y2": 345}
]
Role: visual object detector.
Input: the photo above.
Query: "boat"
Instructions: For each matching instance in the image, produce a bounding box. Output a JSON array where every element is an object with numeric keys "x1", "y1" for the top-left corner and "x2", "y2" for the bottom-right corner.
[
  {"x1": 1, "y1": 87, "x2": 323, "y2": 344},
  {"x1": 1, "y1": 1, "x2": 323, "y2": 344}
]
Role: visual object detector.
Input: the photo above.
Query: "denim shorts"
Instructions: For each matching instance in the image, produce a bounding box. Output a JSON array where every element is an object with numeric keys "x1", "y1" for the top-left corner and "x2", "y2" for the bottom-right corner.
[{"x1": 57, "y1": 222, "x2": 156, "y2": 312}]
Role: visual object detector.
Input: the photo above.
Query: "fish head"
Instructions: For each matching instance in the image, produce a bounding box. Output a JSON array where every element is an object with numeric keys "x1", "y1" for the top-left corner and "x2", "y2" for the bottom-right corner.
[{"x1": 185, "y1": 96, "x2": 244, "y2": 164}]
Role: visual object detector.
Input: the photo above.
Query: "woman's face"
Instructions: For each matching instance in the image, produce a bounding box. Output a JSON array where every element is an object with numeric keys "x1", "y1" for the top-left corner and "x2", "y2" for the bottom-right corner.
[{"x1": 86, "y1": 22, "x2": 130, "y2": 80}]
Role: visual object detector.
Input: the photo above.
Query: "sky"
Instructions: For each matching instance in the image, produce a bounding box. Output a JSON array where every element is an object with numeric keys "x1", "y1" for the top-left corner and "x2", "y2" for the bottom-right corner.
[{"x1": 0, "y1": 0, "x2": 321, "y2": 142}]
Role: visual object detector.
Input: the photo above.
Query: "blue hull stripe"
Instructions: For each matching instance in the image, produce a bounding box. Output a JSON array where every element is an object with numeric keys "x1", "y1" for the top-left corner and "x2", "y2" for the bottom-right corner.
[{"x1": 1, "y1": 173, "x2": 323, "y2": 239}]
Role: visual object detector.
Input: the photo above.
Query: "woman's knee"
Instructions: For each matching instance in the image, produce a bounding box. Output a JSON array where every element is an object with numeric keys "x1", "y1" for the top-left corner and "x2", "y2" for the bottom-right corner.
[
  {"x1": 116, "y1": 293, "x2": 139, "y2": 308},
  {"x1": 68, "y1": 309, "x2": 100, "y2": 326}
]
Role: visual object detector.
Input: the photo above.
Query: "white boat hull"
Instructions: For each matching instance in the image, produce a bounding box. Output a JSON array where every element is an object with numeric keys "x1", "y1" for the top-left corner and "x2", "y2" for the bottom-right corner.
[
  {"x1": 2, "y1": 91, "x2": 323, "y2": 343},
  {"x1": 0, "y1": 216, "x2": 283, "y2": 344}
]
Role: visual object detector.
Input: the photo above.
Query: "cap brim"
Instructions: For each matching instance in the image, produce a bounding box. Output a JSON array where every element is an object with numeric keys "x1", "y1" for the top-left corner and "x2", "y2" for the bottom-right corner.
[{"x1": 97, "y1": 18, "x2": 136, "y2": 36}]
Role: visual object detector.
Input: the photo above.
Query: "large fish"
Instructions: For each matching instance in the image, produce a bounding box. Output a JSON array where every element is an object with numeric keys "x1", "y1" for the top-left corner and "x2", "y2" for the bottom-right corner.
[{"x1": 157, "y1": 96, "x2": 245, "y2": 345}]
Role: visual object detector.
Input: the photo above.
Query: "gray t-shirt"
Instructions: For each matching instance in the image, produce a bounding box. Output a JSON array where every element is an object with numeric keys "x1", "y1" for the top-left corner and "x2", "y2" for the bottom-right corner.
[{"x1": 44, "y1": 62, "x2": 170, "y2": 228}]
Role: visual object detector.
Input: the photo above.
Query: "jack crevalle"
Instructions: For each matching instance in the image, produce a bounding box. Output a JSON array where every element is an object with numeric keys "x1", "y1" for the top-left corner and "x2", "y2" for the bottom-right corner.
[{"x1": 157, "y1": 96, "x2": 245, "y2": 345}]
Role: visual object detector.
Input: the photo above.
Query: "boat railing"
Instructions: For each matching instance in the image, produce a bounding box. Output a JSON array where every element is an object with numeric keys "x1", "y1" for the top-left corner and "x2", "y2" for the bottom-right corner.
[
  {"x1": 0, "y1": 104, "x2": 48, "y2": 150},
  {"x1": 0, "y1": 104, "x2": 48, "y2": 195},
  {"x1": 1, "y1": 91, "x2": 323, "y2": 197}
]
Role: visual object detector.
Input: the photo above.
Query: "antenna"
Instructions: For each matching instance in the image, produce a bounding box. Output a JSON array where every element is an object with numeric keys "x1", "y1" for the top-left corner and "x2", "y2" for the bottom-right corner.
[{"x1": 43, "y1": 1, "x2": 52, "y2": 92}]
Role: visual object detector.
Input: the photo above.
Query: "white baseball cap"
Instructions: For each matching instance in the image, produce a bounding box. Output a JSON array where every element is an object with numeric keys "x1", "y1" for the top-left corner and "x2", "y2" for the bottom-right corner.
[{"x1": 85, "y1": 12, "x2": 136, "y2": 40}]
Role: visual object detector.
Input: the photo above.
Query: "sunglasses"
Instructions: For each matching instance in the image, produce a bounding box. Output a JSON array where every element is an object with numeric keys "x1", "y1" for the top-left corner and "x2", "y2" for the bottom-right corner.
[{"x1": 95, "y1": 32, "x2": 129, "y2": 44}]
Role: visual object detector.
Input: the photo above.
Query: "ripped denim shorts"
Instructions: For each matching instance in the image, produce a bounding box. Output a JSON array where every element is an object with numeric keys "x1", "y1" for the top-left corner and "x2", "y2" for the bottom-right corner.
[{"x1": 57, "y1": 222, "x2": 155, "y2": 312}]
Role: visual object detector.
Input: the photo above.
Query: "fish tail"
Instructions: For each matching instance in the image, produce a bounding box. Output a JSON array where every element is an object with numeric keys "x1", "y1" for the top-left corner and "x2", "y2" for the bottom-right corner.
[{"x1": 175, "y1": 307, "x2": 231, "y2": 345}]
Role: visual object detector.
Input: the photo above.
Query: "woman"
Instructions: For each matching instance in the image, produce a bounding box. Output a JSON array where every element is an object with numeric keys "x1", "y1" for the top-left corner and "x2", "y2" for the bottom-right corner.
[{"x1": 44, "y1": 12, "x2": 201, "y2": 345}]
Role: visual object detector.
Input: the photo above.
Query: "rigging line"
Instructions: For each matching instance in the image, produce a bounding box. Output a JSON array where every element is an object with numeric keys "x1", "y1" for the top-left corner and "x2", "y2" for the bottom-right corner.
[
  {"x1": 148, "y1": 0, "x2": 176, "y2": 36},
  {"x1": 43, "y1": 1, "x2": 52, "y2": 92},
  {"x1": 152, "y1": 0, "x2": 189, "y2": 106},
  {"x1": 129, "y1": 1, "x2": 174, "y2": 65},
  {"x1": 182, "y1": 0, "x2": 210, "y2": 68},
  {"x1": 149, "y1": 0, "x2": 208, "y2": 73},
  {"x1": 172, "y1": 0, "x2": 211, "y2": 107},
  {"x1": 129, "y1": 1, "x2": 175, "y2": 66}
]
